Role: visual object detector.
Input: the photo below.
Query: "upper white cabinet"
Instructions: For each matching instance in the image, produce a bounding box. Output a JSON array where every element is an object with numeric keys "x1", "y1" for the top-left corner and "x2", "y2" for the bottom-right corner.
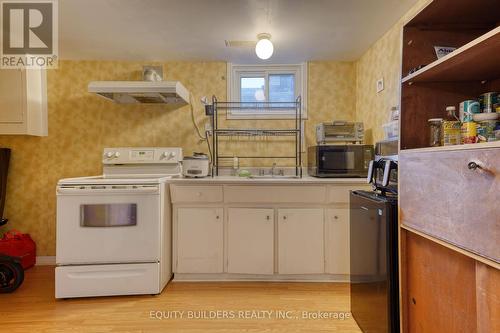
[
  {"x1": 227, "y1": 208, "x2": 274, "y2": 275},
  {"x1": 0, "y1": 69, "x2": 47, "y2": 136},
  {"x1": 176, "y1": 208, "x2": 224, "y2": 273},
  {"x1": 278, "y1": 208, "x2": 324, "y2": 274}
]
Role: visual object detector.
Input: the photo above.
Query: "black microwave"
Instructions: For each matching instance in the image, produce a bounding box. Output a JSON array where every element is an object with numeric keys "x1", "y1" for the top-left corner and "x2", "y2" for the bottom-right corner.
[{"x1": 308, "y1": 145, "x2": 374, "y2": 178}]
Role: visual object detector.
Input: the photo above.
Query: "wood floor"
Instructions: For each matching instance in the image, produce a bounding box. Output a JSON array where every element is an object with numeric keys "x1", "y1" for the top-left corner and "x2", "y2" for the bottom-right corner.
[{"x1": 0, "y1": 266, "x2": 362, "y2": 333}]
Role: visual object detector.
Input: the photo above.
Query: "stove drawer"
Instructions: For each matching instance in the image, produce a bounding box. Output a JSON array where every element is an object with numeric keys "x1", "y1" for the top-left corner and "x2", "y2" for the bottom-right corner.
[
  {"x1": 55, "y1": 263, "x2": 160, "y2": 298},
  {"x1": 170, "y1": 185, "x2": 223, "y2": 203}
]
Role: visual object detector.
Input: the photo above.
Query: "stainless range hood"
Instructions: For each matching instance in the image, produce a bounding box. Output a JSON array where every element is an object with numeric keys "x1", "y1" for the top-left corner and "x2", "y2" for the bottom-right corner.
[{"x1": 88, "y1": 66, "x2": 190, "y2": 105}]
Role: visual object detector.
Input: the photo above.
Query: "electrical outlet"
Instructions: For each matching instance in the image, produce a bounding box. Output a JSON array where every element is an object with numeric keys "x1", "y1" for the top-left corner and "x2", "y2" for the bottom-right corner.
[{"x1": 376, "y1": 78, "x2": 384, "y2": 93}]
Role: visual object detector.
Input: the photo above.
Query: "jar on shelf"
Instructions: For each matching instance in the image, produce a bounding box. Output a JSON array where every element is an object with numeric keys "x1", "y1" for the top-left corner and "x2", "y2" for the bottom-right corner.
[{"x1": 428, "y1": 118, "x2": 443, "y2": 147}]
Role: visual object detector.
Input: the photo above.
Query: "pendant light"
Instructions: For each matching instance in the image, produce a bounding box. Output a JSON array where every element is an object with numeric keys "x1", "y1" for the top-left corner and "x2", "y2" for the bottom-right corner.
[{"x1": 255, "y1": 33, "x2": 274, "y2": 60}]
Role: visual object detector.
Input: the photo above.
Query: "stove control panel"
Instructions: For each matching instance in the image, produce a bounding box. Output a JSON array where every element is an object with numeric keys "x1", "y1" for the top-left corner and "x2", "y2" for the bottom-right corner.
[{"x1": 102, "y1": 147, "x2": 183, "y2": 164}]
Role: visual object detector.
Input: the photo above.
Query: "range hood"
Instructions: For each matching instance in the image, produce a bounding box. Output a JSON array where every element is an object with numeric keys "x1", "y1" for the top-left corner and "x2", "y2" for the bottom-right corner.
[{"x1": 88, "y1": 67, "x2": 190, "y2": 105}]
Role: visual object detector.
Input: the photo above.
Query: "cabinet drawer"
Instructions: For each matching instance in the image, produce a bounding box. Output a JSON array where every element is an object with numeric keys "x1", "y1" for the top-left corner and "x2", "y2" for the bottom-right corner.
[
  {"x1": 170, "y1": 185, "x2": 223, "y2": 203},
  {"x1": 224, "y1": 185, "x2": 326, "y2": 203},
  {"x1": 400, "y1": 148, "x2": 500, "y2": 262},
  {"x1": 327, "y1": 184, "x2": 370, "y2": 204}
]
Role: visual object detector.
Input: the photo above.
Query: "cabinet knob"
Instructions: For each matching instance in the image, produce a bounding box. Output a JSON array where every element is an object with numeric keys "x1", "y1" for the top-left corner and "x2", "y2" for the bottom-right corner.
[
  {"x1": 283, "y1": 216, "x2": 287, "y2": 220},
  {"x1": 334, "y1": 215, "x2": 338, "y2": 220},
  {"x1": 216, "y1": 215, "x2": 220, "y2": 219},
  {"x1": 467, "y1": 161, "x2": 482, "y2": 171},
  {"x1": 266, "y1": 215, "x2": 270, "y2": 220}
]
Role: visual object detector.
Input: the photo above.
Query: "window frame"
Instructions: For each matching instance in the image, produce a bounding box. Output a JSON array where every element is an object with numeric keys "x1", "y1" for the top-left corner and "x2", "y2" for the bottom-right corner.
[{"x1": 227, "y1": 63, "x2": 308, "y2": 119}]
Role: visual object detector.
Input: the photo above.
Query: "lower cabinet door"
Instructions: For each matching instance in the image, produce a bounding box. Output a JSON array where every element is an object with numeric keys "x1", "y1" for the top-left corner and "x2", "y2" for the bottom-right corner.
[
  {"x1": 227, "y1": 208, "x2": 274, "y2": 274},
  {"x1": 325, "y1": 208, "x2": 350, "y2": 275},
  {"x1": 278, "y1": 208, "x2": 324, "y2": 274},
  {"x1": 176, "y1": 207, "x2": 223, "y2": 273}
]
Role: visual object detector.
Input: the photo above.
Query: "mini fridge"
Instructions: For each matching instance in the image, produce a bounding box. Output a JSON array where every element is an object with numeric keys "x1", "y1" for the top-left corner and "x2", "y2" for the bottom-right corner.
[{"x1": 350, "y1": 190, "x2": 399, "y2": 333}]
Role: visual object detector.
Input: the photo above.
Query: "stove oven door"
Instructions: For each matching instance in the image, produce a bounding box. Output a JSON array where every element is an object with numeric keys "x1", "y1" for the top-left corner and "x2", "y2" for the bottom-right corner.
[{"x1": 56, "y1": 184, "x2": 161, "y2": 265}]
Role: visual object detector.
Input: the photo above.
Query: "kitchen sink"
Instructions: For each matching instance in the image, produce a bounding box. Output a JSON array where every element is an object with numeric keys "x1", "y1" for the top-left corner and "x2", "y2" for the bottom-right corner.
[{"x1": 247, "y1": 175, "x2": 299, "y2": 180}]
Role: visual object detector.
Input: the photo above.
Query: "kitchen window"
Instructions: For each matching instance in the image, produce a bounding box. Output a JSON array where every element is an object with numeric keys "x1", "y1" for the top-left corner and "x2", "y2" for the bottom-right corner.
[{"x1": 227, "y1": 63, "x2": 307, "y2": 119}]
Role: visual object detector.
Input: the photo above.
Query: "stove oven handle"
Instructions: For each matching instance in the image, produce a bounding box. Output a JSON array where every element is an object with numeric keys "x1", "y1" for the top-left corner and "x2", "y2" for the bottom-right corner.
[{"x1": 57, "y1": 186, "x2": 159, "y2": 194}]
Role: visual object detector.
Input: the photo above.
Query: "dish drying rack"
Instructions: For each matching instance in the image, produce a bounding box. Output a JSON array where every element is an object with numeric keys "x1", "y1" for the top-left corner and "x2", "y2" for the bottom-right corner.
[{"x1": 211, "y1": 96, "x2": 302, "y2": 177}]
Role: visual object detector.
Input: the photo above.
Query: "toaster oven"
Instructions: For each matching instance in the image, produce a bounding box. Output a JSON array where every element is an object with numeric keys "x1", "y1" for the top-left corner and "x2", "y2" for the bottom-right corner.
[{"x1": 316, "y1": 121, "x2": 364, "y2": 144}]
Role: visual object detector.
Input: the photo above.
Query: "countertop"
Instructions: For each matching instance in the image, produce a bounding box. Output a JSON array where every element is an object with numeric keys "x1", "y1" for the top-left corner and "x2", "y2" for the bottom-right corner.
[{"x1": 169, "y1": 175, "x2": 369, "y2": 185}]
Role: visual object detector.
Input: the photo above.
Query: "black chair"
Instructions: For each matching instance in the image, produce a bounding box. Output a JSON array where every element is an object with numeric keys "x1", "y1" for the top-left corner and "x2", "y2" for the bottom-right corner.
[
  {"x1": 0, "y1": 148, "x2": 10, "y2": 226},
  {"x1": 0, "y1": 148, "x2": 23, "y2": 293},
  {"x1": 0, "y1": 255, "x2": 24, "y2": 293}
]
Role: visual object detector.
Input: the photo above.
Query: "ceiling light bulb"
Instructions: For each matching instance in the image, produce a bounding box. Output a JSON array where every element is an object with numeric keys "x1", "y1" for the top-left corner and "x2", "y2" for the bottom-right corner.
[{"x1": 255, "y1": 34, "x2": 273, "y2": 60}]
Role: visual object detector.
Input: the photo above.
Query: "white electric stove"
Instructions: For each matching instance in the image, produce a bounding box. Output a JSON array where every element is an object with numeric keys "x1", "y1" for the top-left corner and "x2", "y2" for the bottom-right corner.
[{"x1": 55, "y1": 147, "x2": 182, "y2": 299}]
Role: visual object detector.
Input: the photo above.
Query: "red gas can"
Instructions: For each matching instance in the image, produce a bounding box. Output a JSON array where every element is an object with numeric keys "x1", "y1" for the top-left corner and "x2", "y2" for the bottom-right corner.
[{"x1": 0, "y1": 230, "x2": 36, "y2": 269}]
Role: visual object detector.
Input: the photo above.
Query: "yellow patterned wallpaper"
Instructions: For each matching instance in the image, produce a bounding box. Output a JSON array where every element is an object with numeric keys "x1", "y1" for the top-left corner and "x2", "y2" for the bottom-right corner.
[
  {"x1": 355, "y1": 0, "x2": 430, "y2": 144},
  {"x1": 308, "y1": 61, "x2": 357, "y2": 142},
  {"x1": 0, "y1": 60, "x2": 355, "y2": 255}
]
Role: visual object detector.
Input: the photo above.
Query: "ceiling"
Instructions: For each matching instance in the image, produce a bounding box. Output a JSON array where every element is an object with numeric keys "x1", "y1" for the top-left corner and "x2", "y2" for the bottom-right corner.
[{"x1": 59, "y1": 0, "x2": 418, "y2": 64}]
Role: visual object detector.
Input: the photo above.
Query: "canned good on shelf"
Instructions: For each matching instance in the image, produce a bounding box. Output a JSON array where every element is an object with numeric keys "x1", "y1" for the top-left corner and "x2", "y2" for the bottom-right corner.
[
  {"x1": 461, "y1": 122, "x2": 478, "y2": 144},
  {"x1": 477, "y1": 120, "x2": 498, "y2": 142},
  {"x1": 479, "y1": 92, "x2": 498, "y2": 113}
]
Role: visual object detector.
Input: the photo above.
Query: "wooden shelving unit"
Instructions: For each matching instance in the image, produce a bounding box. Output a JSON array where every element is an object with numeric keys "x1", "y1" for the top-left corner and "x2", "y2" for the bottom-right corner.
[
  {"x1": 400, "y1": 0, "x2": 500, "y2": 150},
  {"x1": 406, "y1": 0, "x2": 499, "y2": 27},
  {"x1": 402, "y1": 27, "x2": 500, "y2": 84},
  {"x1": 398, "y1": 1, "x2": 500, "y2": 332}
]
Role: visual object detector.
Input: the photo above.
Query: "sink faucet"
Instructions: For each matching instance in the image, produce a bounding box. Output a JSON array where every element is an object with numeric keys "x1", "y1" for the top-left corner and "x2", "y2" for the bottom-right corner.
[{"x1": 271, "y1": 163, "x2": 277, "y2": 177}]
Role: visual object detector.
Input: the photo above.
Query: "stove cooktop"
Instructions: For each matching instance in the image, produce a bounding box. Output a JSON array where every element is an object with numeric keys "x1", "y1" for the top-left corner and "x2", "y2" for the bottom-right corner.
[{"x1": 58, "y1": 174, "x2": 181, "y2": 186}]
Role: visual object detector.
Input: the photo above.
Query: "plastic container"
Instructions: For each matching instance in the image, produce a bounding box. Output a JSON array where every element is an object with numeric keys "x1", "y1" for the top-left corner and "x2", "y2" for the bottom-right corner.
[
  {"x1": 388, "y1": 106, "x2": 399, "y2": 121},
  {"x1": 0, "y1": 230, "x2": 36, "y2": 269},
  {"x1": 382, "y1": 120, "x2": 399, "y2": 139}
]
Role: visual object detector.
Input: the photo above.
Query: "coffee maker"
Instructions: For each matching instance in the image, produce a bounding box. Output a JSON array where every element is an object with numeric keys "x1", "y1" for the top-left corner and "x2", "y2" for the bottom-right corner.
[{"x1": 366, "y1": 139, "x2": 398, "y2": 194}]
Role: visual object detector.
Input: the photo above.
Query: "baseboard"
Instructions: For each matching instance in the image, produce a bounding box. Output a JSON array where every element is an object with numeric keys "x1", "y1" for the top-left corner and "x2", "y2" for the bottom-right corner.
[
  {"x1": 173, "y1": 273, "x2": 350, "y2": 283},
  {"x1": 36, "y1": 256, "x2": 56, "y2": 265}
]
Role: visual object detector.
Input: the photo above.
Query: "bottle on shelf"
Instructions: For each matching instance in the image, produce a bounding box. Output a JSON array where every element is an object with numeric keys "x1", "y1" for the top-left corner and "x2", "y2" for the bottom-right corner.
[{"x1": 441, "y1": 106, "x2": 461, "y2": 146}]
